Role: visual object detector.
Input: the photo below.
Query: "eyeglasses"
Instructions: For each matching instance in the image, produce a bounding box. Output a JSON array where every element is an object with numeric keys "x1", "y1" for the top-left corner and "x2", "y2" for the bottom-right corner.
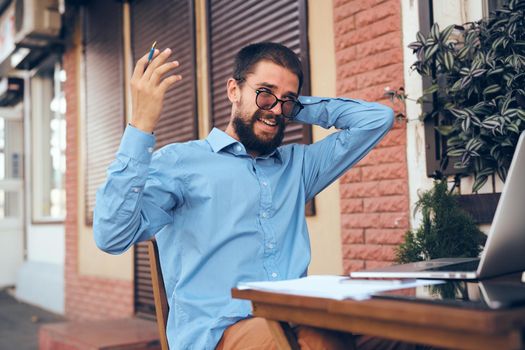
[{"x1": 241, "y1": 81, "x2": 303, "y2": 119}]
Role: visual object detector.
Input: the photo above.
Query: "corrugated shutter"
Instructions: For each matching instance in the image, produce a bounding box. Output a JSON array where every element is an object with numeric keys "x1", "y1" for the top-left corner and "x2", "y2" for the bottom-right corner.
[
  {"x1": 207, "y1": 0, "x2": 315, "y2": 215},
  {"x1": 130, "y1": 0, "x2": 197, "y2": 149},
  {"x1": 84, "y1": 1, "x2": 125, "y2": 225},
  {"x1": 207, "y1": 0, "x2": 311, "y2": 145},
  {"x1": 130, "y1": 0, "x2": 197, "y2": 318}
]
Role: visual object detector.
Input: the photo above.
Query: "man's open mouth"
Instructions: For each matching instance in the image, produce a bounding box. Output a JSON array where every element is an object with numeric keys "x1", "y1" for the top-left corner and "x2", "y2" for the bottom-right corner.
[{"x1": 257, "y1": 117, "x2": 277, "y2": 127}]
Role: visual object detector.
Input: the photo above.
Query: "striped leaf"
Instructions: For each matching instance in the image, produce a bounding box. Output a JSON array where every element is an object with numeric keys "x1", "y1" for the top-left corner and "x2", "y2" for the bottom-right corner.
[{"x1": 483, "y1": 84, "x2": 501, "y2": 95}]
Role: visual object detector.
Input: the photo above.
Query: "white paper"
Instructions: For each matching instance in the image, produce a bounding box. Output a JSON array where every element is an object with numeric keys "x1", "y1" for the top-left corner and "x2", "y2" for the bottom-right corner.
[{"x1": 237, "y1": 275, "x2": 444, "y2": 301}]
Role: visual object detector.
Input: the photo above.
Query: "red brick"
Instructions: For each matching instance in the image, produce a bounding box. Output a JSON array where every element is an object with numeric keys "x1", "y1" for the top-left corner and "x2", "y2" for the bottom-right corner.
[
  {"x1": 340, "y1": 167, "x2": 362, "y2": 183},
  {"x1": 365, "y1": 260, "x2": 396, "y2": 269},
  {"x1": 336, "y1": 15, "x2": 400, "y2": 50},
  {"x1": 354, "y1": 32, "x2": 402, "y2": 62},
  {"x1": 365, "y1": 228, "x2": 407, "y2": 244},
  {"x1": 379, "y1": 128, "x2": 405, "y2": 147},
  {"x1": 355, "y1": 1, "x2": 399, "y2": 27},
  {"x1": 354, "y1": 63, "x2": 404, "y2": 88},
  {"x1": 335, "y1": 47, "x2": 357, "y2": 67},
  {"x1": 361, "y1": 163, "x2": 407, "y2": 181},
  {"x1": 378, "y1": 212, "x2": 409, "y2": 229},
  {"x1": 363, "y1": 195, "x2": 408, "y2": 213},
  {"x1": 342, "y1": 229, "x2": 365, "y2": 244},
  {"x1": 359, "y1": 146, "x2": 406, "y2": 166},
  {"x1": 342, "y1": 213, "x2": 381, "y2": 229},
  {"x1": 341, "y1": 50, "x2": 403, "y2": 79},
  {"x1": 343, "y1": 259, "x2": 365, "y2": 274},
  {"x1": 343, "y1": 244, "x2": 396, "y2": 261},
  {"x1": 377, "y1": 179, "x2": 408, "y2": 196},
  {"x1": 341, "y1": 198, "x2": 364, "y2": 213},
  {"x1": 340, "y1": 181, "x2": 380, "y2": 198}
]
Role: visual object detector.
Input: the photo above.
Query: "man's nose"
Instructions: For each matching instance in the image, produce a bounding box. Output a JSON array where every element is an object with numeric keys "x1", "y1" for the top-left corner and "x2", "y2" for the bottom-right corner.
[{"x1": 270, "y1": 100, "x2": 283, "y2": 115}]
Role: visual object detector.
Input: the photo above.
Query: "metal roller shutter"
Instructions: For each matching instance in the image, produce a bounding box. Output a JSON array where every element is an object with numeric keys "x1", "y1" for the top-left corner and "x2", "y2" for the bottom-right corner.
[
  {"x1": 84, "y1": 1, "x2": 125, "y2": 225},
  {"x1": 130, "y1": 0, "x2": 198, "y2": 149},
  {"x1": 207, "y1": 0, "x2": 315, "y2": 214},
  {"x1": 207, "y1": 0, "x2": 311, "y2": 145}
]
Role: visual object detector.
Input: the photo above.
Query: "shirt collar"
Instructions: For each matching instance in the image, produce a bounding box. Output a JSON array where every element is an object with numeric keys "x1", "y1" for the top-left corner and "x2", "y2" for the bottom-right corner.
[{"x1": 206, "y1": 127, "x2": 282, "y2": 162}]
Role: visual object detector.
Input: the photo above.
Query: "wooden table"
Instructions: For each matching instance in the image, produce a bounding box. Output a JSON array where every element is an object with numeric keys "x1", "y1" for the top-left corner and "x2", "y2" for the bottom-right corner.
[{"x1": 232, "y1": 288, "x2": 525, "y2": 350}]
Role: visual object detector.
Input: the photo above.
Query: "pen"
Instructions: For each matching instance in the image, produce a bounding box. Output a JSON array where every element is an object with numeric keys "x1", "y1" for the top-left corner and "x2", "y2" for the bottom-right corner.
[{"x1": 145, "y1": 41, "x2": 157, "y2": 70}]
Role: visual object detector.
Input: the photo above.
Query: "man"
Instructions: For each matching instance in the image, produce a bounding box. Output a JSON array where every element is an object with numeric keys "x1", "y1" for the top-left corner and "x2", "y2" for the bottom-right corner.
[{"x1": 94, "y1": 42, "x2": 402, "y2": 349}]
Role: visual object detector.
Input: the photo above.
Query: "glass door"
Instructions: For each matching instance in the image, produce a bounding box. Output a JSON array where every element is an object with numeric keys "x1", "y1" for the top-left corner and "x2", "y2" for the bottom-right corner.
[{"x1": 0, "y1": 105, "x2": 24, "y2": 288}]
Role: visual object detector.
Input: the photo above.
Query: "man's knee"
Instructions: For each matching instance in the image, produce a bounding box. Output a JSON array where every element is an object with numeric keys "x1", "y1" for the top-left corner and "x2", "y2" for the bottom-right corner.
[{"x1": 217, "y1": 317, "x2": 277, "y2": 350}]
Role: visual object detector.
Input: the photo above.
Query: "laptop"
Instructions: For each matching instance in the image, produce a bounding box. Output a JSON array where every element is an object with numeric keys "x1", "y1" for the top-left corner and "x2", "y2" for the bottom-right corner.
[
  {"x1": 351, "y1": 131, "x2": 525, "y2": 280},
  {"x1": 372, "y1": 277, "x2": 525, "y2": 310}
]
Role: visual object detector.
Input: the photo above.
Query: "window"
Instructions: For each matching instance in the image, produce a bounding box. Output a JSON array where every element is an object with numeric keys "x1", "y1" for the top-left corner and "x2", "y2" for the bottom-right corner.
[
  {"x1": 420, "y1": 0, "x2": 509, "y2": 177},
  {"x1": 31, "y1": 59, "x2": 67, "y2": 222}
]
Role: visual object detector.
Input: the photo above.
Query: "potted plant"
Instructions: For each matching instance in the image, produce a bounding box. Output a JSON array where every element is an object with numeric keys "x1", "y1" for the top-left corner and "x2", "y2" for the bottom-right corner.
[
  {"x1": 396, "y1": 179, "x2": 486, "y2": 264},
  {"x1": 407, "y1": 0, "x2": 525, "y2": 192}
]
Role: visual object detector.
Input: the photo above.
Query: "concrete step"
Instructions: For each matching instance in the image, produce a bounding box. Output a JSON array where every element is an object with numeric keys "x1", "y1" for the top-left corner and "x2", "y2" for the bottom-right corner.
[{"x1": 39, "y1": 318, "x2": 161, "y2": 350}]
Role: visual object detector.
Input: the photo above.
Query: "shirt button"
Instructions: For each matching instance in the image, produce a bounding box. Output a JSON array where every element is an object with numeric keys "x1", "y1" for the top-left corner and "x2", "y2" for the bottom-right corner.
[
  {"x1": 267, "y1": 243, "x2": 274, "y2": 249},
  {"x1": 235, "y1": 145, "x2": 242, "y2": 152},
  {"x1": 271, "y1": 272, "x2": 278, "y2": 278},
  {"x1": 261, "y1": 212, "x2": 268, "y2": 218},
  {"x1": 132, "y1": 187, "x2": 140, "y2": 193},
  {"x1": 262, "y1": 181, "x2": 267, "y2": 187},
  {"x1": 147, "y1": 147, "x2": 153, "y2": 153}
]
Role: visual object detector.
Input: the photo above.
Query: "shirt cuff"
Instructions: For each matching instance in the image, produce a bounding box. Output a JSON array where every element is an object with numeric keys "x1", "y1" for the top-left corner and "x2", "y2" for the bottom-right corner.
[{"x1": 118, "y1": 124, "x2": 156, "y2": 164}]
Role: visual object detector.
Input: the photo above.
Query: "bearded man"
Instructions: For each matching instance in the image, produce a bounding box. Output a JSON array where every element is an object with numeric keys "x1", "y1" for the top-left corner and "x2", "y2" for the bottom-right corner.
[{"x1": 94, "y1": 42, "x2": 424, "y2": 350}]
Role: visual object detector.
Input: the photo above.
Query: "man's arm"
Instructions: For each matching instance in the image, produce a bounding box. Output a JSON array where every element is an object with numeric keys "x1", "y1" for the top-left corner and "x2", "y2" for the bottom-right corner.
[
  {"x1": 296, "y1": 97, "x2": 394, "y2": 201},
  {"x1": 93, "y1": 47, "x2": 183, "y2": 254},
  {"x1": 93, "y1": 126, "x2": 184, "y2": 254}
]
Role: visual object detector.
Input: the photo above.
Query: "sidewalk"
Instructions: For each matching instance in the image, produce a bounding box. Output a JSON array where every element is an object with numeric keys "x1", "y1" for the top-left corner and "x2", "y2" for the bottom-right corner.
[{"x1": 0, "y1": 288, "x2": 65, "y2": 350}]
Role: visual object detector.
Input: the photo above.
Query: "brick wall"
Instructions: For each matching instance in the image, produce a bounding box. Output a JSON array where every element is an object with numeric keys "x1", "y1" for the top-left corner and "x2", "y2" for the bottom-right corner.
[
  {"x1": 333, "y1": 0, "x2": 409, "y2": 272},
  {"x1": 64, "y1": 39, "x2": 133, "y2": 320}
]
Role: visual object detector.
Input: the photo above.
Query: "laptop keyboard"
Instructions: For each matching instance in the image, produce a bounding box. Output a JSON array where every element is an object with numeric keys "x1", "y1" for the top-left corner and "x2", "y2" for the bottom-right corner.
[{"x1": 426, "y1": 259, "x2": 480, "y2": 272}]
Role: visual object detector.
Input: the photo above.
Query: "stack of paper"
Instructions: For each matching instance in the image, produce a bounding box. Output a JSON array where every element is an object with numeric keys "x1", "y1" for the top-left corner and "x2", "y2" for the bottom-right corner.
[{"x1": 237, "y1": 275, "x2": 443, "y2": 301}]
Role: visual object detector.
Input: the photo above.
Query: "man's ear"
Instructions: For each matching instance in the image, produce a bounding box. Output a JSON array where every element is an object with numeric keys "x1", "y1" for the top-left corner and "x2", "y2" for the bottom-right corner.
[{"x1": 227, "y1": 78, "x2": 240, "y2": 103}]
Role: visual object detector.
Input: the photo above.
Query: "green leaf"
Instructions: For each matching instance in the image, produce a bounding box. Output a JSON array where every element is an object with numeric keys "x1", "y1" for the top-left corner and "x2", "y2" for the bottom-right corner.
[
  {"x1": 423, "y1": 84, "x2": 439, "y2": 95},
  {"x1": 424, "y1": 44, "x2": 439, "y2": 60},
  {"x1": 441, "y1": 25, "x2": 456, "y2": 43},
  {"x1": 472, "y1": 175, "x2": 488, "y2": 193},
  {"x1": 444, "y1": 51, "x2": 455, "y2": 70},
  {"x1": 497, "y1": 166, "x2": 508, "y2": 182},
  {"x1": 517, "y1": 109, "x2": 525, "y2": 121},
  {"x1": 492, "y1": 36, "x2": 506, "y2": 50},
  {"x1": 448, "y1": 108, "x2": 469, "y2": 118},
  {"x1": 471, "y1": 69, "x2": 486, "y2": 77},
  {"x1": 435, "y1": 125, "x2": 454, "y2": 136},
  {"x1": 483, "y1": 84, "x2": 501, "y2": 95},
  {"x1": 487, "y1": 67, "x2": 504, "y2": 76},
  {"x1": 466, "y1": 138, "x2": 482, "y2": 152},
  {"x1": 416, "y1": 31, "x2": 426, "y2": 43},
  {"x1": 457, "y1": 46, "x2": 469, "y2": 60},
  {"x1": 507, "y1": 123, "x2": 520, "y2": 134},
  {"x1": 431, "y1": 23, "x2": 440, "y2": 41},
  {"x1": 460, "y1": 76, "x2": 472, "y2": 89},
  {"x1": 447, "y1": 148, "x2": 465, "y2": 157}
]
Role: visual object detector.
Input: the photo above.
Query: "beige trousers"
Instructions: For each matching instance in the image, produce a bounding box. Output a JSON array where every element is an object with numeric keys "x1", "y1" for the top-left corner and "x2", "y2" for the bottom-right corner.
[{"x1": 216, "y1": 317, "x2": 431, "y2": 350}]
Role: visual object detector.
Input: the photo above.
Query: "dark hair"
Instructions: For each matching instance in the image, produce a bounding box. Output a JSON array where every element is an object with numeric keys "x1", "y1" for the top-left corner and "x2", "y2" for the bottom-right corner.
[{"x1": 232, "y1": 42, "x2": 303, "y2": 93}]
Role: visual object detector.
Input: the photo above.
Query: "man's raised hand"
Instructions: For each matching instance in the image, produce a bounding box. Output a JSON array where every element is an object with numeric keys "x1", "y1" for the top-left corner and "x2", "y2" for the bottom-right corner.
[{"x1": 130, "y1": 48, "x2": 182, "y2": 133}]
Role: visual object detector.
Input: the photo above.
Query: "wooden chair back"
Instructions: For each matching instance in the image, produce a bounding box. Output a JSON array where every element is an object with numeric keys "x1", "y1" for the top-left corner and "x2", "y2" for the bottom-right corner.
[{"x1": 147, "y1": 238, "x2": 169, "y2": 350}]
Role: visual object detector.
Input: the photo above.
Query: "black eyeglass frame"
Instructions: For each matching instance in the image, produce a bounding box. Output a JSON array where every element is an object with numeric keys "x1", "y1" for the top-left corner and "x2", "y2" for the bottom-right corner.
[{"x1": 237, "y1": 79, "x2": 304, "y2": 119}]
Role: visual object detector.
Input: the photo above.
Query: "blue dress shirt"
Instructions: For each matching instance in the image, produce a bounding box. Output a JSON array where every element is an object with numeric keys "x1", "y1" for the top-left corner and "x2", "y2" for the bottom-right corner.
[{"x1": 94, "y1": 96, "x2": 394, "y2": 349}]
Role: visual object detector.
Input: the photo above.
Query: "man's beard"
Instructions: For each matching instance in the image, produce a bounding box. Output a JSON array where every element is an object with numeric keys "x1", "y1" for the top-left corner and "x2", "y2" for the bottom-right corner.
[{"x1": 232, "y1": 109, "x2": 286, "y2": 156}]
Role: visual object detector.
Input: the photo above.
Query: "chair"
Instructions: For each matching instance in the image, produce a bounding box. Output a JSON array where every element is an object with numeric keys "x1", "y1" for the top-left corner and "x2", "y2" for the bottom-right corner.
[
  {"x1": 147, "y1": 238, "x2": 169, "y2": 350},
  {"x1": 147, "y1": 238, "x2": 299, "y2": 350}
]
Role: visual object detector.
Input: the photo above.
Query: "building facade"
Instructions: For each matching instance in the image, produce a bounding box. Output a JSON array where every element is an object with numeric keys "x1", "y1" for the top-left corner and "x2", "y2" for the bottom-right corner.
[{"x1": 0, "y1": 0, "x2": 503, "y2": 322}]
